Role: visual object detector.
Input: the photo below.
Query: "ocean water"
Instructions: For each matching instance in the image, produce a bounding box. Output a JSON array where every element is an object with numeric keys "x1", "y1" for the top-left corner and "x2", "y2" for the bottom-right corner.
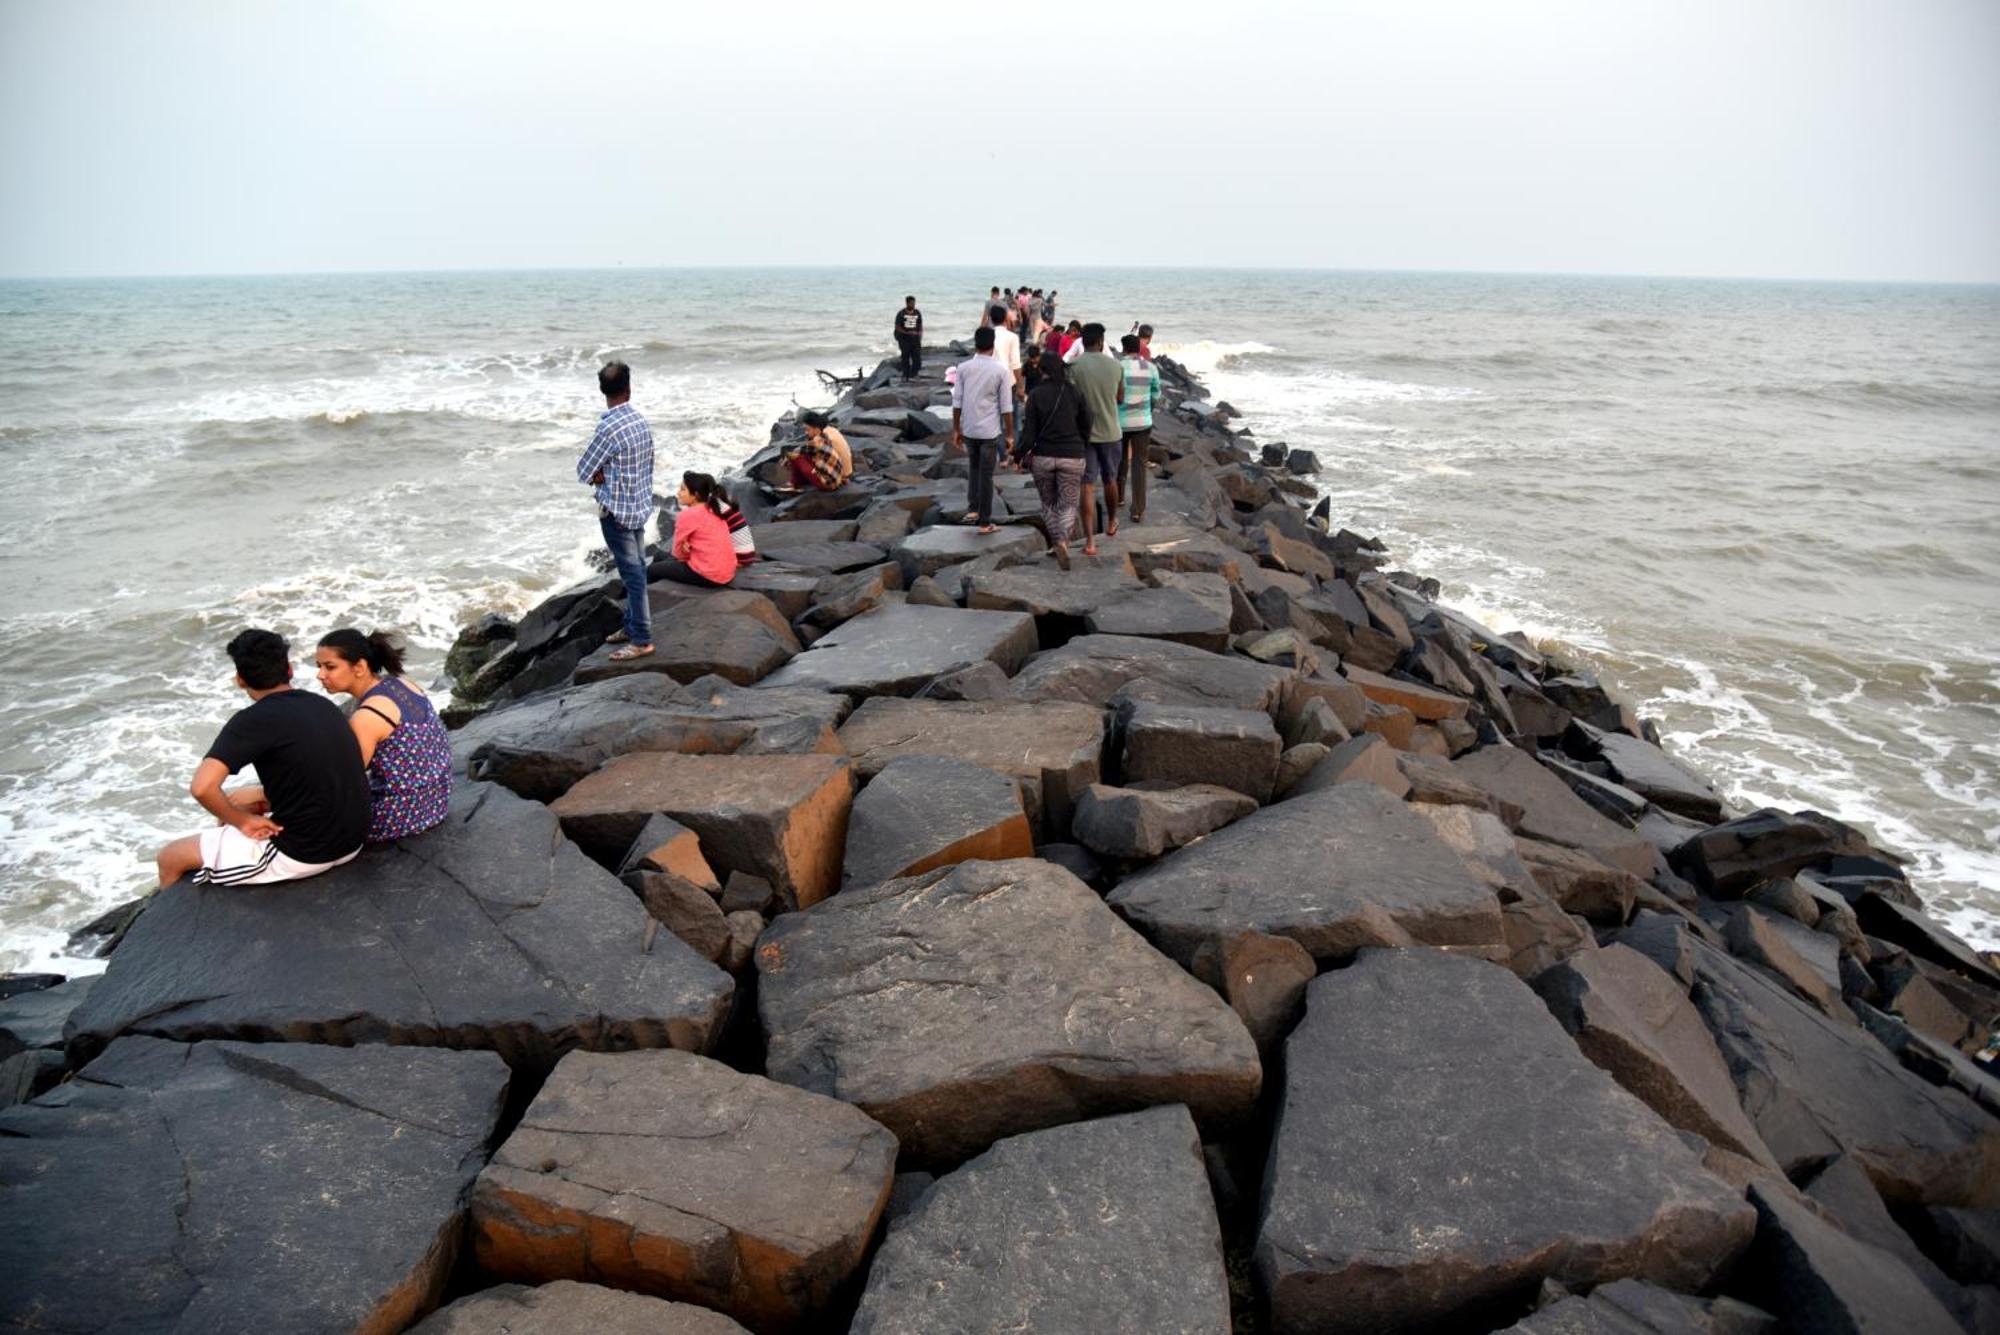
[{"x1": 0, "y1": 267, "x2": 1995, "y2": 972}]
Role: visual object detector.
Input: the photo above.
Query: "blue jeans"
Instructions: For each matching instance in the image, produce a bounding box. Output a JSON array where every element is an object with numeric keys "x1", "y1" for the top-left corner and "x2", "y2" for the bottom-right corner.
[{"x1": 599, "y1": 511, "x2": 652, "y2": 646}]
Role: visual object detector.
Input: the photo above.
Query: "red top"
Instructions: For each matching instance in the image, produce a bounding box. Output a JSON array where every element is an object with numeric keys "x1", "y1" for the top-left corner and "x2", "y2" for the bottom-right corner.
[
  {"x1": 1055, "y1": 332, "x2": 1078, "y2": 356},
  {"x1": 673, "y1": 505, "x2": 737, "y2": 585}
]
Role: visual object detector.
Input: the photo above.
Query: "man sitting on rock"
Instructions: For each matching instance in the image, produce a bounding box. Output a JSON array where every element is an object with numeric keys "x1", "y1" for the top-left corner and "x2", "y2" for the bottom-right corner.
[{"x1": 154, "y1": 629, "x2": 370, "y2": 889}]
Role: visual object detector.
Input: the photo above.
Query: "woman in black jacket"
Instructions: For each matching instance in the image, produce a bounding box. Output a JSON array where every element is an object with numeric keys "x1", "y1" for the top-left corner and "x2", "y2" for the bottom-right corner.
[{"x1": 1013, "y1": 352, "x2": 1091, "y2": 569}]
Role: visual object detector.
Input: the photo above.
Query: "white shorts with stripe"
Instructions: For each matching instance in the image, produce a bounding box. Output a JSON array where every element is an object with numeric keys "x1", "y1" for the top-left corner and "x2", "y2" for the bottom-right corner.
[{"x1": 193, "y1": 824, "x2": 359, "y2": 886}]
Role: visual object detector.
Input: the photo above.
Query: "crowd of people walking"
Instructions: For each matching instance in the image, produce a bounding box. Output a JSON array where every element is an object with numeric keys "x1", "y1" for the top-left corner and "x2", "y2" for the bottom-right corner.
[{"x1": 945, "y1": 286, "x2": 1162, "y2": 568}]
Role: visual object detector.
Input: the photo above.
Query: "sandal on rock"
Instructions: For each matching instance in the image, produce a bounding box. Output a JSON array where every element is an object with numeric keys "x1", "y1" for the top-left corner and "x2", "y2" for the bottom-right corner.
[
  {"x1": 1081, "y1": 543, "x2": 1099, "y2": 558},
  {"x1": 1106, "y1": 518, "x2": 1119, "y2": 538},
  {"x1": 977, "y1": 524, "x2": 1000, "y2": 535},
  {"x1": 608, "y1": 644, "x2": 655, "y2": 662},
  {"x1": 605, "y1": 630, "x2": 631, "y2": 644}
]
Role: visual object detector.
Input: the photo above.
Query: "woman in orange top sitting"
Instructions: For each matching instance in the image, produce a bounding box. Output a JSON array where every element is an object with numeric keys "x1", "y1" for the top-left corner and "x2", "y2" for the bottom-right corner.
[{"x1": 652, "y1": 472, "x2": 738, "y2": 588}]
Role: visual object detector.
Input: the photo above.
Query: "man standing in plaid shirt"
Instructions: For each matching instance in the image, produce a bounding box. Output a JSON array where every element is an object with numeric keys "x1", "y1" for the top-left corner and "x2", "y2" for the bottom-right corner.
[{"x1": 576, "y1": 360, "x2": 657, "y2": 662}]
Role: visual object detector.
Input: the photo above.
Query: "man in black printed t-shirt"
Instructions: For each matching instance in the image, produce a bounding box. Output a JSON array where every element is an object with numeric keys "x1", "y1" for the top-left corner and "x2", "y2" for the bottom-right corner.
[
  {"x1": 153, "y1": 628, "x2": 370, "y2": 888},
  {"x1": 894, "y1": 295, "x2": 924, "y2": 381}
]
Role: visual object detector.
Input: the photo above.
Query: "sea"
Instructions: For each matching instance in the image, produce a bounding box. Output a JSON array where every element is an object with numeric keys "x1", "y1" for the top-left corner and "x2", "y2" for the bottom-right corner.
[{"x1": 1, "y1": 267, "x2": 1996, "y2": 973}]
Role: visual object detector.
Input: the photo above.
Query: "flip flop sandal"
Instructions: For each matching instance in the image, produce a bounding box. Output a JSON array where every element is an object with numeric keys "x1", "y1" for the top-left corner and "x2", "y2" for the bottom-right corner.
[
  {"x1": 605, "y1": 630, "x2": 631, "y2": 644},
  {"x1": 607, "y1": 644, "x2": 655, "y2": 662},
  {"x1": 1106, "y1": 518, "x2": 1119, "y2": 538}
]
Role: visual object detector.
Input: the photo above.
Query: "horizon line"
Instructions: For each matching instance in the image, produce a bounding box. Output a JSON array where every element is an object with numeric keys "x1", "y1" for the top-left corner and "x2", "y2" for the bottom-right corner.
[{"x1": 2, "y1": 261, "x2": 1996, "y2": 290}]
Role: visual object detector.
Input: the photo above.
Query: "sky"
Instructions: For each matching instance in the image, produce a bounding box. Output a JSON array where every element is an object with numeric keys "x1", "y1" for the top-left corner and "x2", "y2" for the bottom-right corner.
[{"x1": 2, "y1": 0, "x2": 1996, "y2": 283}]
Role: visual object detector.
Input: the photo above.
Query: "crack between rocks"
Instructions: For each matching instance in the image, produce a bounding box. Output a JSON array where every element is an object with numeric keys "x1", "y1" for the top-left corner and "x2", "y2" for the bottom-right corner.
[{"x1": 213, "y1": 1046, "x2": 468, "y2": 1138}]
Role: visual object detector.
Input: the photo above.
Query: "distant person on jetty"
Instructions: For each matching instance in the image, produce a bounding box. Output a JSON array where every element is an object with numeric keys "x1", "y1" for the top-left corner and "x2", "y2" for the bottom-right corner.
[
  {"x1": 1137, "y1": 323, "x2": 1155, "y2": 361},
  {"x1": 314, "y1": 629, "x2": 451, "y2": 844},
  {"x1": 1027, "y1": 288, "x2": 1047, "y2": 343},
  {"x1": 1069, "y1": 323, "x2": 1126, "y2": 556},
  {"x1": 577, "y1": 360, "x2": 655, "y2": 663},
  {"x1": 1014, "y1": 350, "x2": 1088, "y2": 569},
  {"x1": 1119, "y1": 332, "x2": 1162, "y2": 524},
  {"x1": 980, "y1": 287, "x2": 1001, "y2": 326},
  {"x1": 652, "y1": 471, "x2": 739, "y2": 589},
  {"x1": 153, "y1": 629, "x2": 368, "y2": 889},
  {"x1": 989, "y1": 304, "x2": 1024, "y2": 399},
  {"x1": 1045, "y1": 290, "x2": 1059, "y2": 327},
  {"x1": 782, "y1": 410, "x2": 853, "y2": 491},
  {"x1": 951, "y1": 325, "x2": 1014, "y2": 535},
  {"x1": 893, "y1": 296, "x2": 923, "y2": 381}
]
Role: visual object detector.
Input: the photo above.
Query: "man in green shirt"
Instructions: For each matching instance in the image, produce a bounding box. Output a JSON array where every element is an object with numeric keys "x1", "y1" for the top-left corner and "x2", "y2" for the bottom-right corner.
[{"x1": 1067, "y1": 323, "x2": 1126, "y2": 557}]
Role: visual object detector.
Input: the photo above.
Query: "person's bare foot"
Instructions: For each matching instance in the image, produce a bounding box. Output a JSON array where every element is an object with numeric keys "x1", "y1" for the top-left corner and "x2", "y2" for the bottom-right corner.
[
  {"x1": 1106, "y1": 517, "x2": 1119, "y2": 538},
  {"x1": 977, "y1": 524, "x2": 1000, "y2": 535},
  {"x1": 1081, "y1": 542, "x2": 1098, "y2": 557}
]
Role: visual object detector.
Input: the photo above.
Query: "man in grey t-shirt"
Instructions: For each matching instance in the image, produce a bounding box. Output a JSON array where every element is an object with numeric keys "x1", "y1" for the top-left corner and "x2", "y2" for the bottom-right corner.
[{"x1": 950, "y1": 325, "x2": 1015, "y2": 534}]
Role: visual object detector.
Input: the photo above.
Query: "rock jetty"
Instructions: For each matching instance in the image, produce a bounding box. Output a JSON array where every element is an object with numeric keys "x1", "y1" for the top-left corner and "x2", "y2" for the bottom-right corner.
[{"x1": 7, "y1": 337, "x2": 2000, "y2": 1333}]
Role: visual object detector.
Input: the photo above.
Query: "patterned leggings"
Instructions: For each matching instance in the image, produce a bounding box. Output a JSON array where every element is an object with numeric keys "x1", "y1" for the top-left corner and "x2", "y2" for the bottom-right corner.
[{"x1": 1030, "y1": 455, "x2": 1086, "y2": 545}]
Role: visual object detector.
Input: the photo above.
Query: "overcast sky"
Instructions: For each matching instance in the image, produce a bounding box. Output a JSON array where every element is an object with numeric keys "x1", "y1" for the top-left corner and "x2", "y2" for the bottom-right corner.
[{"x1": 2, "y1": 0, "x2": 1996, "y2": 282}]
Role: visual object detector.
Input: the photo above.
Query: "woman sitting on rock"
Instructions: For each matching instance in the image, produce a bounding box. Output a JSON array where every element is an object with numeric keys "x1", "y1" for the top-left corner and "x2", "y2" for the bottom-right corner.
[
  {"x1": 783, "y1": 411, "x2": 853, "y2": 492},
  {"x1": 1014, "y1": 351, "x2": 1090, "y2": 570},
  {"x1": 653, "y1": 471, "x2": 738, "y2": 589},
  {"x1": 313, "y1": 629, "x2": 451, "y2": 844}
]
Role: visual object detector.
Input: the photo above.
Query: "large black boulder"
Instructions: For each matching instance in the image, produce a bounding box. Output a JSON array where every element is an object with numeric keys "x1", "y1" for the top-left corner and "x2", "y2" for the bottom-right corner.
[
  {"x1": 66, "y1": 784, "x2": 735, "y2": 1071},
  {"x1": 453, "y1": 673, "x2": 849, "y2": 803},
  {"x1": 0, "y1": 1036, "x2": 509, "y2": 1334},
  {"x1": 851, "y1": 1106, "x2": 1229, "y2": 1334},
  {"x1": 756, "y1": 858, "x2": 1260, "y2": 1164},
  {"x1": 1257, "y1": 949, "x2": 1753, "y2": 1334},
  {"x1": 1108, "y1": 782, "x2": 1503, "y2": 969}
]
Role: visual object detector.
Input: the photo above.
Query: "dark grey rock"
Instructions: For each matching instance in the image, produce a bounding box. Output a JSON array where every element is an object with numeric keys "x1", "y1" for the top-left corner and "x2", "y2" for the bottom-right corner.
[
  {"x1": 0, "y1": 1048, "x2": 66, "y2": 1108},
  {"x1": 1744, "y1": 1181, "x2": 1963, "y2": 1334},
  {"x1": 67, "y1": 784, "x2": 735, "y2": 1070},
  {"x1": 913, "y1": 658, "x2": 1011, "y2": 701},
  {"x1": 1258, "y1": 950, "x2": 1754, "y2": 1334},
  {"x1": 1913, "y1": 1204, "x2": 2000, "y2": 1285},
  {"x1": 1071, "y1": 782, "x2": 1258, "y2": 860},
  {"x1": 835, "y1": 697, "x2": 1105, "y2": 838},
  {"x1": 1, "y1": 1037, "x2": 509, "y2": 1334},
  {"x1": 1686, "y1": 935, "x2": 2000, "y2": 1204},
  {"x1": 409, "y1": 1282, "x2": 750, "y2": 1335},
  {"x1": 1516, "y1": 835, "x2": 1645, "y2": 924},
  {"x1": 1084, "y1": 587, "x2": 1234, "y2": 651},
  {"x1": 1569, "y1": 722, "x2": 1726, "y2": 823},
  {"x1": 470, "y1": 1050, "x2": 895, "y2": 1331},
  {"x1": 1008, "y1": 633, "x2": 1295, "y2": 715},
  {"x1": 892, "y1": 524, "x2": 1045, "y2": 580},
  {"x1": 843, "y1": 754, "x2": 1034, "y2": 890},
  {"x1": 965, "y1": 561, "x2": 1146, "y2": 621},
  {"x1": 1724, "y1": 904, "x2": 1849, "y2": 1022},
  {"x1": 758, "y1": 603, "x2": 1038, "y2": 698},
  {"x1": 634, "y1": 872, "x2": 729, "y2": 962},
  {"x1": 1108, "y1": 782, "x2": 1503, "y2": 969},
  {"x1": 551, "y1": 752, "x2": 854, "y2": 910},
  {"x1": 0, "y1": 975, "x2": 95, "y2": 1059},
  {"x1": 454, "y1": 672, "x2": 849, "y2": 803},
  {"x1": 1533, "y1": 943, "x2": 1778, "y2": 1168},
  {"x1": 1800, "y1": 1154, "x2": 1972, "y2": 1317},
  {"x1": 756, "y1": 858, "x2": 1260, "y2": 1164},
  {"x1": 574, "y1": 590, "x2": 801, "y2": 687},
  {"x1": 1120, "y1": 702, "x2": 1282, "y2": 803},
  {"x1": 1289, "y1": 732, "x2": 1411, "y2": 799},
  {"x1": 851, "y1": 1106, "x2": 1229, "y2": 1335},
  {"x1": 1455, "y1": 744, "x2": 1657, "y2": 877},
  {"x1": 1854, "y1": 890, "x2": 2000, "y2": 991},
  {"x1": 1504, "y1": 1280, "x2": 1776, "y2": 1333},
  {"x1": 1669, "y1": 807, "x2": 1874, "y2": 895}
]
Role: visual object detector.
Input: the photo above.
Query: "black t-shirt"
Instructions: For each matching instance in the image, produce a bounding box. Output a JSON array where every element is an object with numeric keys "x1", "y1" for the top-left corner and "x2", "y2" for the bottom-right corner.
[
  {"x1": 206, "y1": 689, "x2": 370, "y2": 863},
  {"x1": 896, "y1": 307, "x2": 923, "y2": 337}
]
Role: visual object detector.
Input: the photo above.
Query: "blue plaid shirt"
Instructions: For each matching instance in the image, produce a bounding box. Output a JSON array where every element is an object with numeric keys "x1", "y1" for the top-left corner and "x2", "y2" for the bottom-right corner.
[{"x1": 577, "y1": 402, "x2": 656, "y2": 530}]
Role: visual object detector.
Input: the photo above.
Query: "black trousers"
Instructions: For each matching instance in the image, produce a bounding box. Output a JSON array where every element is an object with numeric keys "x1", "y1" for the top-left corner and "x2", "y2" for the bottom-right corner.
[
  {"x1": 965, "y1": 436, "x2": 999, "y2": 525},
  {"x1": 896, "y1": 334, "x2": 922, "y2": 379}
]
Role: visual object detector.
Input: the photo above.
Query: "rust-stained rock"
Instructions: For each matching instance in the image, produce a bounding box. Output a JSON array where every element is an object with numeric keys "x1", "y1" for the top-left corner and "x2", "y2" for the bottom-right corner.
[
  {"x1": 552, "y1": 753, "x2": 854, "y2": 910},
  {"x1": 472, "y1": 1050, "x2": 895, "y2": 1332}
]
